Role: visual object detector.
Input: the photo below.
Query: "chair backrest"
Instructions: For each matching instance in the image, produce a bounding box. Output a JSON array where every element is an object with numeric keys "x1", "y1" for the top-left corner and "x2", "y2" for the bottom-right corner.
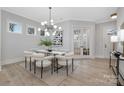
[
  {"x1": 32, "y1": 52, "x2": 54, "y2": 61},
  {"x1": 24, "y1": 51, "x2": 33, "y2": 56},
  {"x1": 65, "y1": 51, "x2": 74, "y2": 57},
  {"x1": 32, "y1": 52, "x2": 45, "y2": 58},
  {"x1": 32, "y1": 53, "x2": 45, "y2": 61}
]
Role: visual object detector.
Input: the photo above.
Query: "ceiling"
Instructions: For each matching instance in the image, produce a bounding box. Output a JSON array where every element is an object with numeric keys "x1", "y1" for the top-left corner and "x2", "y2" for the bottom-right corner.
[{"x1": 2, "y1": 7, "x2": 118, "y2": 23}]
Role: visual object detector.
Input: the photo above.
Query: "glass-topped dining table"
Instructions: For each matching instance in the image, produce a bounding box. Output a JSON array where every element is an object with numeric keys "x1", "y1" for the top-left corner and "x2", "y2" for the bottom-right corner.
[{"x1": 34, "y1": 49, "x2": 66, "y2": 56}]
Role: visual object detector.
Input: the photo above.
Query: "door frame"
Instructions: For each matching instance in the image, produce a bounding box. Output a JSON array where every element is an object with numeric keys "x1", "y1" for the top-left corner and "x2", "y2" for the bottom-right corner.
[
  {"x1": 103, "y1": 27, "x2": 115, "y2": 58},
  {"x1": 0, "y1": 8, "x2": 1, "y2": 71},
  {"x1": 73, "y1": 27, "x2": 91, "y2": 57}
]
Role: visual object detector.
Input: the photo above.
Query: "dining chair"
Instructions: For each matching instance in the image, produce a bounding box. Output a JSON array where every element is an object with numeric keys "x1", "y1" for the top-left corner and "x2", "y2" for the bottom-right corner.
[
  {"x1": 24, "y1": 50, "x2": 34, "y2": 71},
  {"x1": 56, "y1": 51, "x2": 74, "y2": 76},
  {"x1": 32, "y1": 52, "x2": 54, "y2": 78}
]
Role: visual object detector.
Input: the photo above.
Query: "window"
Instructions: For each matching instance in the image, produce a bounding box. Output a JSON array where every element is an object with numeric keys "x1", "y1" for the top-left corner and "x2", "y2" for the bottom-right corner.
[
  {"x1": 8, "y1": 21, "x2": 22, "y2": 33},
  {"x1": 26, "y1": 25, "x2": 36, "y2": 35}
]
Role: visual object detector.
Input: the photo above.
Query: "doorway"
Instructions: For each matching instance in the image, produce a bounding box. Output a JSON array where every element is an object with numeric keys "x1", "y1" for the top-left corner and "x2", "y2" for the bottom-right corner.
[
  {"x1": 73, "y1": 27, "x2": 90, "y2": 56},
  {"x1": 103, "y1": 27, "x2": 116, "y2": 58}
]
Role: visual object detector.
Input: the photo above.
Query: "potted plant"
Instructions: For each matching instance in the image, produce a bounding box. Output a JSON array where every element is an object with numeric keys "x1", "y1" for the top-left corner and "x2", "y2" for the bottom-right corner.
[{"x1": 39, "y1": 38, "x2": 53, "y2": 52}]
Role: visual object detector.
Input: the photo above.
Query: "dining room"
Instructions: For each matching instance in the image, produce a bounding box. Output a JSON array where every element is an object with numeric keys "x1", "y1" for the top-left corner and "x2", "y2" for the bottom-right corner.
[{"x1": 0, "y1": 7, "x2": 124, "y2": 86}]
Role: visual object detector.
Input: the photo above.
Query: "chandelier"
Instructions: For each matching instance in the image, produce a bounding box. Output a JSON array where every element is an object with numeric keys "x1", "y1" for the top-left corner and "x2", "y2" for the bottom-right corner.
[{"x1": 38, "y1": 7, "x2": 62, "y2": 36}]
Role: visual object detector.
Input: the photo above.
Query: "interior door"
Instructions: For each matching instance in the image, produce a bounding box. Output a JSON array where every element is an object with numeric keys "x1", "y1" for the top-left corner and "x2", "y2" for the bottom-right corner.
[{"x1": 103, "y1": 27, "x2": 112, "y2": 58}]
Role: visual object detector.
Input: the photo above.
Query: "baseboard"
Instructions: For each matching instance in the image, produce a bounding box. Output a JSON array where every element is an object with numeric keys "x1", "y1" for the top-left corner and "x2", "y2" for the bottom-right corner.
[
  {"x1": 0, "y1": 60, "x2": 1, "y2": 71},
  {"x1": 73, "y1": 55, "x2": 95, "y2": 60},
  {"x1": 95, "y1": 56, "x2": 117, "y2": 60},
  {"x1": 90, "y1": 55, "x2": 96, "y2": 58},
  {"x1": 95, "y1": 55, "x2": 104, "y2": 58},
  {"x1": 0, "y1": 65, "x2": 1, "y2": 71},
  {"x1": 2, "y1": 57, "x2": 24, "y2": 65}
]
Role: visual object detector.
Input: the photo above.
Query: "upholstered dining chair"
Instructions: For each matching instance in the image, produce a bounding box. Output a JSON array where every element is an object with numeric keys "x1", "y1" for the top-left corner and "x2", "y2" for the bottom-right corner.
[
  {"x1": 56, "y1": 51, "x2": 74, "y2": 76},
  {"x1": 32, "y1": 52, "x2": 54, "y2": 78},
  {"x1": 24, "y1": 50, "x2": 34, "y2": 71}
]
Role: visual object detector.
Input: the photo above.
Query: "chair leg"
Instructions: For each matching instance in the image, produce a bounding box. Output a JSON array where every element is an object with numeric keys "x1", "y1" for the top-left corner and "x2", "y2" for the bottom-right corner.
[
  {"x1": 41, "y1": 61, "x2": 43, "y2": 78},
  {"x1": 72, "y1": 58, "x2": 74, "y2": 72},
  {"x1": 29, "y1": 57, "x2": 31, "y2": 71},
  {"x1": 56, "y1": 58, "x2": 58, "y2": 74},
  {"x1": 53, "y1": 55, "x2": 56, "y2": 72},
  {"x1": 66, "y1": 59, "x2": 68, "y2": 76},
  {"x1": 51, "y1": 59, "x2": 53, "y2": 75},
  {"x1": 25, "y1": 57, "x2": 27, "y2": 69},
  {"x1": 53, "y1": 57, "x2": 55, "y2": 72},
  {"x1": 34, "y1": 60, "x2": 36, "y2": 74}
]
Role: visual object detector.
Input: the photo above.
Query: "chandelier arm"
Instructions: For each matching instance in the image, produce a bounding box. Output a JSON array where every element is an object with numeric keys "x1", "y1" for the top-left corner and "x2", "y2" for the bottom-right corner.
[
  {"x1": 49, "y1": 7, "x2": 52, "y2": 25},
  {"x1": 40, "y1": 7, "x2": 62, "y2": 36}
]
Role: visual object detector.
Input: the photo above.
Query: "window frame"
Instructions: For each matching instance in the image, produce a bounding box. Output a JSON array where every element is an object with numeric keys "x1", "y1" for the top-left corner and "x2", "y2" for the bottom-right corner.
[
  {"x1": 26, "y1": 24, "x2": 36, "y2": 36},
  {"x1": 7, "y1": 20, "x2": 22, "y2": 34}
]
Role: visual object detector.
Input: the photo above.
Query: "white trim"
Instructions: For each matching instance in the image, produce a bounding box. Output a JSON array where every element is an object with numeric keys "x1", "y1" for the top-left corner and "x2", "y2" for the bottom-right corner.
[
  {"x1": 73, "y1": 55, "x2": 95, "y2": 59},
  {"x1": 73, "y1": 27, "x2": 92, "y2": 57},
  {"x1": 0, "y1": 66, "x2": 1, "y2": 71},
  {"x1": 0, "y1": 8, "x2": 1, "y2": 71},
  {"x1": 95, "y1": 55, "x2": 116, "y2": 60},
  {"x1": 95, "y1": 55, "x2": 104, "y2": 58},
  {"x1": 2, "y1": 57, "x2": 24, "y2": 65}
]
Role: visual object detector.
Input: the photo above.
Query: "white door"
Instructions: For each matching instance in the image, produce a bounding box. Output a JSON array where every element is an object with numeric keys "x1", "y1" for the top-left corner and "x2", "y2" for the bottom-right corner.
[{"x1": 103, "y1": 27, "x2": 113, "y2": 58}]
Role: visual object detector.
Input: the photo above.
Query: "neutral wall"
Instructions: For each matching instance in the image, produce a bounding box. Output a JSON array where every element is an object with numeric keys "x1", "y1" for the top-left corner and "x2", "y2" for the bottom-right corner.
[
  {"x1": 117, "y1": 8, "x2": 124, "y2": 52},
  {"x1": 0, "y1": 8, "x2": 1, "y2": 70},
  {"x1": 1, "y1": 10, "x2": 41, "y2": 65},
  {"x1": 117, "y1": 8, "x2": 124, "y2": 77},
  {"x1": 95, "y1": 21, "x2": 116, "y2": 58},
  {"x1": 0, "y1": 9, "x2": 118, "y2": 66}
]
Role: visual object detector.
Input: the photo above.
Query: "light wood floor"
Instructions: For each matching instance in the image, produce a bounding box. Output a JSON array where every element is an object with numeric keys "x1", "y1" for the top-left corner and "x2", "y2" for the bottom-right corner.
[{"x1": 0, "y1": 59, "x2": 117, "y2": 86}]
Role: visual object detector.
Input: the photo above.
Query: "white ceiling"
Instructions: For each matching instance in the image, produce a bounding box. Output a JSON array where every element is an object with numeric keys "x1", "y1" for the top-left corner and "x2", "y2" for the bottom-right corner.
[{"x1": 2, "y1": 7, "x2": 118, "y2": 23}]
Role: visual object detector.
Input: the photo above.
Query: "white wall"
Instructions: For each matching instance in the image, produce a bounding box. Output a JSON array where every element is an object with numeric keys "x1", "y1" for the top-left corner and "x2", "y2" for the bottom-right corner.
[
  {"x1": 117, "y1": 8, "x2": 124, "y2": 30},
  {"x1": 95, "y1": 21, "x2": 116, "y2": 58},
  {"x1": 0, "y1": 8, "x2": 1, "y2": 70},
  {"x1": 117, "y1": 8, "x2": 124, "y2": 52},
  {"x1": 1, "y1": 10, "x2": 41, "y2": 65},
  {"x1": 117, "y1": 8, "x2": 124, "y2": 78},
  {"x1": 1, "y1": 10, "x2": 96, "y2": 65},
  {"x1": 0, "y1": 9, "x2": 118, "y2": 66}
]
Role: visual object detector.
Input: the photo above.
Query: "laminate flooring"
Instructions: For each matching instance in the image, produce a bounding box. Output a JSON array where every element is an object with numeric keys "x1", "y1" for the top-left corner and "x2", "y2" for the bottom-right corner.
[{"x1": 0, "y1": 59, "x2": 117, "y2": 86}]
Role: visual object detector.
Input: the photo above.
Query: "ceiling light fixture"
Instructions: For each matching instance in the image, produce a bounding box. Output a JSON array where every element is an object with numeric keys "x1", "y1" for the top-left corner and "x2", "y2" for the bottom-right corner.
[
  {"x1": 110, "y1": 13, "x2": 117, "y2": 19},
  {"x1": 38, "y1": 7, "x2": 62, "y2": 36}
]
